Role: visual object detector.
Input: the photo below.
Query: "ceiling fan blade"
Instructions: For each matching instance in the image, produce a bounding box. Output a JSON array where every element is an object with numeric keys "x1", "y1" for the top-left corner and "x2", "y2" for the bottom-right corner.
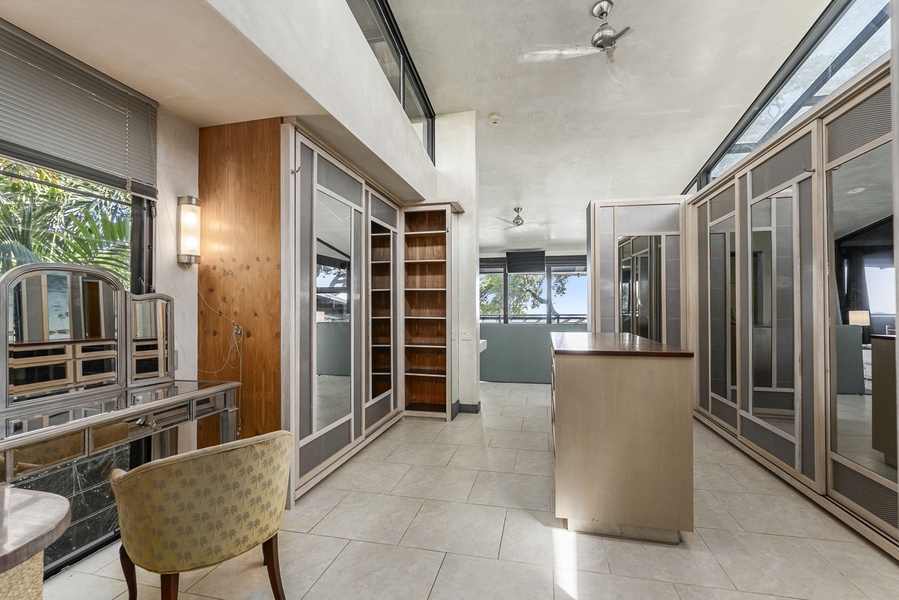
[
  {"x1": 615, "y1": 26, "x2": 632, "y2": 41},
  {"x1": 519, "y1": 45, "x2": 599, "y2": 63}
]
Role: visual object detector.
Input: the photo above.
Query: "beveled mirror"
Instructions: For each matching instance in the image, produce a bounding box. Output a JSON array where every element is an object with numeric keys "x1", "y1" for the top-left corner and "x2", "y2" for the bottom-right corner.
[
  {"x1": 2, "y1": 264, "x2": 124, "y2": 405},
  {"x1": 129, "y1": 294, "x2": 174, "y2": 385}
]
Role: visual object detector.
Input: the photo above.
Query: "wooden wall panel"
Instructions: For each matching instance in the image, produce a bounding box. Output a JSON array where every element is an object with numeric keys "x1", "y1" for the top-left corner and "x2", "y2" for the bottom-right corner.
[{"x1": 197, "y1": 118, "x2": 281, "y2": 447}]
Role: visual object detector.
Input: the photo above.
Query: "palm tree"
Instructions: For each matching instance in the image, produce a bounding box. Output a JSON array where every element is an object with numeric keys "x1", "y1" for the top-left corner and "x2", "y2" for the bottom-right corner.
[{"x1": 0, "y1": 159, "x2": 132, "y2": 286}]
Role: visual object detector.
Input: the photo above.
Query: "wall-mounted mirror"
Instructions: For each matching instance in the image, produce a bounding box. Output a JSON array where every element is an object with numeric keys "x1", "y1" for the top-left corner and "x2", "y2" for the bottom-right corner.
[
  {"x1": 709, "y1": 216, "x2": 737, "y2": 405},
  {"x1": 4, "y1": 265, "x2": 122, "y2": 404},
  {"x1": 750, "y1": 189, "x2": 796, "y2": 437},
  {"x1": 314, "y1": 190, "x2": 354, "y2": 433},
  {"x1": 129, "y1": 294, "x2": 174, "y2": 385},
  {"x1": 828, "y1": 141, "x2": 895, "y2": 482}
]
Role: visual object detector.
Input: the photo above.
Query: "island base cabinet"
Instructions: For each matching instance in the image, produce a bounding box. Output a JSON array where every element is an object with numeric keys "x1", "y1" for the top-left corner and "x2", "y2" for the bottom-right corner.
[{"x1": 551, "y1": 334, "x2": 693, "y2": 543}]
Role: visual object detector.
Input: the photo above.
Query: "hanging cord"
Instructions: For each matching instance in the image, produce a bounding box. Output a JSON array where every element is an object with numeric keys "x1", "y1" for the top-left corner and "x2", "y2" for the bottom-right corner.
[{"x1": 157, "y1": 190, "x2": 244, "y2": 436}]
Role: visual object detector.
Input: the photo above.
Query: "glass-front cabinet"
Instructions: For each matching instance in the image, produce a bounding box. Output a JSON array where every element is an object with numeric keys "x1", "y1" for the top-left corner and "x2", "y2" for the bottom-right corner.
[{"x1": 692, "y1": 63, "x2": 896, "y2": 551}]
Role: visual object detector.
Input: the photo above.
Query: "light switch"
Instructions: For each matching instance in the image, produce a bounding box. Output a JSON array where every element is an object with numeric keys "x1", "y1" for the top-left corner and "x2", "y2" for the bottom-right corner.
[{"x1": 461, "y1": 329, "x2": 473, "y2": 341}]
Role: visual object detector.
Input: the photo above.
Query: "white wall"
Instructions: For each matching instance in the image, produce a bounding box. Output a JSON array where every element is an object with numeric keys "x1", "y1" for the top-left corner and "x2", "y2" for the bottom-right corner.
[
  {"x1": 205, "y1": 0, "x2": 441, "y2": 203},
  {"x1": 155, "y1": 109, "x2": 201, "y2": 450},
  {"x1": 154, "y1": 109, "x2": 200, "y2": 381},
  {"x1": 435, "y1": 112, "x2": 480, "y2": 405}
]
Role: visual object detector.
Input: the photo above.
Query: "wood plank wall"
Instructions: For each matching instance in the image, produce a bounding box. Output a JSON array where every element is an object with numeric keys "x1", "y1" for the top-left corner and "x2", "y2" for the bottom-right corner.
[{"x1": 197, "y1": 118, "x2": 282, "y2": 447}]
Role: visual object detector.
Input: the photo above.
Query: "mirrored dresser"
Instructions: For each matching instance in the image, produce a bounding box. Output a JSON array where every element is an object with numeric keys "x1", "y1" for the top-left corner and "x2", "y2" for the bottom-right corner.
[{"x1": 0, "y1": 263, "x2": 238, "y2": 573}]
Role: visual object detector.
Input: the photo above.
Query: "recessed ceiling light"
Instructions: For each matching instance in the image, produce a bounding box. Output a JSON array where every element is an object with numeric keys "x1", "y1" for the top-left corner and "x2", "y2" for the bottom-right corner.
[{"x1": 847, "y1": 187, "x2": 866, "y2": 195}]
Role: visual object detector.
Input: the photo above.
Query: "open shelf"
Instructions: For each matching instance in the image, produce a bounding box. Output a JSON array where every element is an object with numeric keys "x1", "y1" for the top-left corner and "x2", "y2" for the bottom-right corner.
[
  {"x1": 403, "y1": 208, "x2": 450, "y2": 417},
  {"x1": 370, "y1": 220, "x2": 395, "y2": 406}
]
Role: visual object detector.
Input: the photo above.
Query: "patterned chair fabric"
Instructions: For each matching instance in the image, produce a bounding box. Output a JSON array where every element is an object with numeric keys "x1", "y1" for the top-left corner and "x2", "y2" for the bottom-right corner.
[{"x1": 109, "y1": 430, "x2": 293, "y2": 574}]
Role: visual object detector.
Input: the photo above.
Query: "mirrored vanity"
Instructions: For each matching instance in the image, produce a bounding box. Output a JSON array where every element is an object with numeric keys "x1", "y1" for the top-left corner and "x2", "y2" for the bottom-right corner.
[{"x1": 0, "y1": 263, "x2": 239, "y2": 572}]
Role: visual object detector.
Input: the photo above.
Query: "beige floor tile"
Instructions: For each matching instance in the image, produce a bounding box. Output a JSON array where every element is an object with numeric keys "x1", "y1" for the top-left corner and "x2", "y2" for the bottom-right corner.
[
  {"x1": 446, "y1": 445, "x2": 518, "y2": 473},
  {"x1": 694, "y1": 462, "x2": 748, "y2": 492},
  {"x1": 501, "y1": 405, "x2": 549, "y2": 419},
  {"x1": 309, "y1": 492, "x2": 423, "y2": 544},
  {"x1": 526, "y1": 396, "x2": 551, "y2": 407},
  {"x1": 478, "y1": 403, "x2": 506, "y2": 415},
  {"x1": 712, "y1": 491, "x2": 858, "y2": 542},
  {"x1": 489, "y1": 429, "x2": 549, "y2": 451},
  {"x1": 468, "y1": 471, "x2": 551, "y2": 511},
  {"x1": 113, "y1": 584, "x2": 214, "y2": 600},
  {"x1": 186, "y1": 531, "x2": 347, "y2": 600},
  {"x1": 694, "y1": 489, "x2": 742, "y2": 531},
  {"x1": 499, "y1": 509, "x2": 609, "y2": 573},
  {"x1": 379, "y1": 419, "x2": 445, "y2": 443},
  {"x1": 353, "y1": 436, "x2": 404, "y2": 461},
  {"x1": 719, "y1": 463, "x2": 796, "y2": 497},
  {"x1": 554, "y1": 569, "x2": 680, "y2": 599},
  {"x1": 521, "y1": 417, "x2": 552, "y2": 433},
  {"x1": 280, "y1": 486, "x2": 349, "y2": 533},
  {"x1": 698, "y1": 527, "x2": 868, "y2": 599},
  {"x1": 428, "y1": 553, "x2": 553, "y2": 600},
  {"x1": 318, "y1": 459, "x2": 411, "y2": 494},
  {"x1": 44, "y1": 571, "x2": 128, "y2": 600},
  {"x1": 673, "y1": 584, "x2": 794, "y2": 599},
  {"x1": 603, "y1": 531, "x2": 735, "y2": 589},
  {"x1": 390, "y1": 464, "x2": 478, "y2": 502},
  {"x1": 446, "y1": 412, "x2": 478, "y2": 428},
  {"x1": 304, "y1": 540, "x2": 443, "y2": 600},
  {"x1": 384, "y1": 441, "x2": 459, "y2": 466},
  {"x1": 433, "y1": 426, "x2": 495, "y2": 447},
  {"x1": 68, "y1": 540, "x2": 121, "y2": 574},
  {"x1": 400, "y1": 499, "x2": 506, "y2": 558},
  {"x1": 807, "y1": 538, "x2": 899, "y2": 600},
  {"x1": 480, "y1": 414, "x2": 524, "y2": 431},
  {"x1": 514, "y1": 449, "x2": 553, "y2": 476},
  {"x1": 94, "y1": 557, "x2": 213, "y2": 591}
]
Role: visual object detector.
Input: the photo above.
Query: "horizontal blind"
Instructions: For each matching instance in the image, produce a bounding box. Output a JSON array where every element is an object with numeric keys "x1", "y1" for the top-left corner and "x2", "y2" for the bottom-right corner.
[{"x1": 0, "y1": 19, "x2": 157, "y2": 197}]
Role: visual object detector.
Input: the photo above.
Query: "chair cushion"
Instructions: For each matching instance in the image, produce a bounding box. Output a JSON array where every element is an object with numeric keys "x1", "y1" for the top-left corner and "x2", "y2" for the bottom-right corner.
[{"x1": 110, "y1": 430, "x2": 292, "y2": 573}]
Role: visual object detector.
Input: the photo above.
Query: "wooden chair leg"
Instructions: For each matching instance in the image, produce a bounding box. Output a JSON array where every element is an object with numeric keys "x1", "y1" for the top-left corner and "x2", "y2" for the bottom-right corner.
[
  {"x1": 262, "y1": 534, "x2": 286, "y2": 600},
  {"x1": 160, "y1": 573, "x2": 179, "y2": 600},
  {"x1": 119, "y1": 545, "x2": 138, "y2": 600}
]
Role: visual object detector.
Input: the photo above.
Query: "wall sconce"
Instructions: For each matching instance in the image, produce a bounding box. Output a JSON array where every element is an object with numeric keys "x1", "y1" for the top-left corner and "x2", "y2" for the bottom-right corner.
[
  {"x1": 848, "y1": 310, "x2": 871, "y2": 327},
  {"x1": 177, "y1": 196, "x2": 201, "y2": 264}
]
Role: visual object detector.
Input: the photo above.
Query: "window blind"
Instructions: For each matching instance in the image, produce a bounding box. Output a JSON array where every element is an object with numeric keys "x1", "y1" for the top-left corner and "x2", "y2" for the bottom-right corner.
[{"x1": 0, "y1": 19, "x2": 158, "y2": 198}]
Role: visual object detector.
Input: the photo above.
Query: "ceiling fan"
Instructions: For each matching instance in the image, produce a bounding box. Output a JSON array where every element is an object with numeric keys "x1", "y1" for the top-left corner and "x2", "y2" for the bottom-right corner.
[
  {"x1": 492, "y1": 207, "x2": 557, "y2": 230},
  {"x1": 520, "y1": 0, "x2": 632, "y2": 63}
]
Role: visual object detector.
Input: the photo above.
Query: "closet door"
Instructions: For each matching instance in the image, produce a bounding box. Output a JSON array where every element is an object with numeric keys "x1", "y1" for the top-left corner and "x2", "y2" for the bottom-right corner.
[
  {"x1": 824, "y1": 82, "x2": 896, "y2": 536},
  {"x1": 294, "y1": 136, "x2": 365, "y2": 485},
  {"x1": 366, "y1": 190, "x2": 400, "y2": 432},
  {"x1": 736, "y1": 127, "x2": 819, "y2": 486}
]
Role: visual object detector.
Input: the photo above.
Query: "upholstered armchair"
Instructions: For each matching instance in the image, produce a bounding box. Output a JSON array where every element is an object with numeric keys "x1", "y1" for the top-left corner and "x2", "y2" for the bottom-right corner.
[{"x1": 109, "y1": 430, "x2": 293, "y2": 600}]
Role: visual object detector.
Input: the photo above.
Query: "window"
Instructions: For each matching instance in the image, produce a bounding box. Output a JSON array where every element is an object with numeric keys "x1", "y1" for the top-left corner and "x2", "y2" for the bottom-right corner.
[
  {"x1": 687, "y1": 0, "x2": 891, "y2": 189},
  {"x1": 346, "y1": 0, "x2": 436, "y2": 160},
  {"x1": 479, "y1": 256, "x2": 587, "y2": 324},
  {"x1": 0, "y1": 157, "x2": 150, "y2": 291}
]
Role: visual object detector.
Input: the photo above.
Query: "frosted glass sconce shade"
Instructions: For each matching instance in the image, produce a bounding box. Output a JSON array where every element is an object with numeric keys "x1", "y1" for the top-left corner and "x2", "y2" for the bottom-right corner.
[{"x1": 178, "y1": 196, "x2": 201, "y2": 264}]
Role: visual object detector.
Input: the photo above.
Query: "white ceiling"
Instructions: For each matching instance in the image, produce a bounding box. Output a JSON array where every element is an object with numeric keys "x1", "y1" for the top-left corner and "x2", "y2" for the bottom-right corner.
[
  {"x1": 0, "y1": 0, "x2": 833, "y2": 258},
  {"x1": 389, "y1": 0, "x2": 831, "y2": 255}
]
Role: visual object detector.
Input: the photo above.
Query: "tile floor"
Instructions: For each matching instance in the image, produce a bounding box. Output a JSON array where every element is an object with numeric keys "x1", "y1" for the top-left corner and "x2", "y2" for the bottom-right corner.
[{"x1": 45, "y1": 382, "x2": 899, "y2": 600}]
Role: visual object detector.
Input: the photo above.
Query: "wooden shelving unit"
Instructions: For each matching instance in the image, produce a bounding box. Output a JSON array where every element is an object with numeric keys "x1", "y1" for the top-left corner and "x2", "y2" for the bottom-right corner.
[
  {"x1": 403, "y1": 207, "x2": 452, "y2": 418},
  {"x1": 370, "y1": 224, "x2": 394, "y2": 406}
]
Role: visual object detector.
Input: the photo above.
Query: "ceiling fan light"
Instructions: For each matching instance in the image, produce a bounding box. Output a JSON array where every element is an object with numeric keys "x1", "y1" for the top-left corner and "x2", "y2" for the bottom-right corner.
[{"x1": 513, "y1": 214, "x2": 524, "y2": 226}]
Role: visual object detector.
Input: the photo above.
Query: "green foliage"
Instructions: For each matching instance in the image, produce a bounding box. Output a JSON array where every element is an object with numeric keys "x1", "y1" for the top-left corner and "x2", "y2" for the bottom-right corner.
[
  {"x1": 479, "y1": 272, "x2": 570, "y2": 317},
  {"x1": 0, "y1": 159, "x2": 132, "y2": 286}
]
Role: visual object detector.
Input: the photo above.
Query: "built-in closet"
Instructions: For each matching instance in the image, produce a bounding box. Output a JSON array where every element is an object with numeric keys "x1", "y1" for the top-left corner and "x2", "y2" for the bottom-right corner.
[
  {"x1": 690, "y1": 59, "x2": 898, "y2": 556},
  {"x1": 199, "y1": 120, "x2": 466, "y2": 500}
]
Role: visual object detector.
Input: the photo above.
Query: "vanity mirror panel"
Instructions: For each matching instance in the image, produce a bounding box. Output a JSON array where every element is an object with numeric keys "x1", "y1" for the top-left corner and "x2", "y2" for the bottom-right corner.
[
  {"x1": 709, "y1": 215, "x2": 737, "y2": 406},
  {"x1": 128, "y1": 294, "x2": 174, "y2": 385},
  {"x1": 3, "y1": 265, "x2": 123, "y2": 404}
]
